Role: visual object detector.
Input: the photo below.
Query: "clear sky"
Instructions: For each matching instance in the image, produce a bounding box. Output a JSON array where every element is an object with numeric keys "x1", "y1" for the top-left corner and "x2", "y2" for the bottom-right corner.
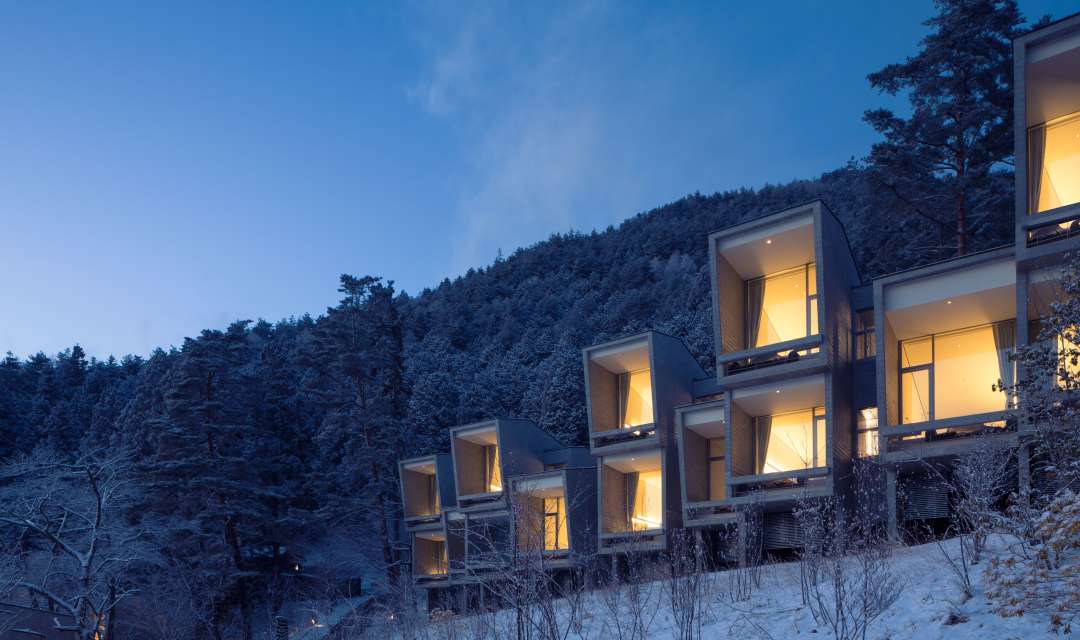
[{"x1": 0, "y1": 1, "x2": 1074, "y2": 359}]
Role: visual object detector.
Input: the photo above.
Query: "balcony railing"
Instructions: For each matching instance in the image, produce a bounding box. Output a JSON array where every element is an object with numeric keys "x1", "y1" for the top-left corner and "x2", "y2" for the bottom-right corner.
[
  {"x1": 1025, "y1": 203, "x2": 1080, "y2": 248},
  {"x1": 884, "y1": 411, "x2": 1015, "y2": 455},
  {"x1": 591, "y1": 422, "x2": 657, "y2": 447},
  {"x1": 718, "y1": 335, "x2": 823, "y2": 376}
]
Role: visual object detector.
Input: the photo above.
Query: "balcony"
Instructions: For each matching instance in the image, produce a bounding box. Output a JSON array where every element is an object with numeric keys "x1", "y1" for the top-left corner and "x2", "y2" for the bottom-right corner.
[
  {"x1": 511, "y1": 474, "x2": 571, "y2": 558},
  {"x1": 726, "y1": 375, "x2": 831, "y2": 500},
  {"x1": 1017, "y1": 17, "x2": 1080, "y2": 252},
  {"x1": 708, "y1": 202, "x2": 862, "y2": 383},
  {"x1": 586, "y1": 336, "x2": 655, "y2": 447},
  {"x1": 400, "y1": 456, "x2": 446, "y2": 526},
  {"x1": 676, "y1": 400, "x2": 735, "y2": 526},
  {"x1": 876, "y1": 249, "x2": 1017, "y2": 456},
  {"x1": 412, "y1": 531, "x2": 449, "y2": 583},
  {"x1": 451, "y1": 424, "x2": 504, "y2": 508},
  {"x1": 599, "y1": 449, "x2": 666, "y2": 552}
]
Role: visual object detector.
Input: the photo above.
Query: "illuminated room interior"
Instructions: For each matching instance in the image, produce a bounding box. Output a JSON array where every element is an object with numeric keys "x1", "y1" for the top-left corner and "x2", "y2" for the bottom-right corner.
[
  {"x1": 513, "y1": 476, "x2": 570, "y2": 552},
  {"x1": 680, "y1": 403, "x2": 726, "y2": 503},
  {"x1": 1029, "y1": 112, "x2": 1080, "y2": 214},
  {"x1": 413, "y1": 531, "x2": 448, "y2": 576},
  {"x1": 401, "y1": 459, "x2": 441, "y2": 518},
  {"x1": 587, "y1": 336, "x2": 656, "y2": 432},
  {"x1": 730, "y1": 375, "x2": 827, "y2": 476},
  {"x1": 454, "y1": 425, "x2": 503, "y2": 496},
  {"x1": 601, "y1": 450, "x2": 663, "y2": 533},
  {"x1": 713, "y1": 213, "x2": 818, "y2": 353},
  {"x1": 882, "y1": 256, "x2": 1016, "y2": 427}
]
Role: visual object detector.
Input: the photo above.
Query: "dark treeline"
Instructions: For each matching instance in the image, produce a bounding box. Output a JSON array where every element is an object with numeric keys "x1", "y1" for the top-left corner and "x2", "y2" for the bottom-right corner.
[{"x1": 0, "y1": 2, "x2": 1034, "y2": 638}]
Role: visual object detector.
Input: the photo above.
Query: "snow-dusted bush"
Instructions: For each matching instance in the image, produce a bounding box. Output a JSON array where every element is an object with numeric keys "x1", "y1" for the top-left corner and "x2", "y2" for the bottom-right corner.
[{"x1": 986, "y1": 489, "x2": 1080, "y2": 634}]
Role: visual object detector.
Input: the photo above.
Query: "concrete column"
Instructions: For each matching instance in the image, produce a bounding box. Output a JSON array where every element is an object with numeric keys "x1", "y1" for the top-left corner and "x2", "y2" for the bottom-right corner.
[{"x1": 886, "y1": 467, "x2": 898, "y2": 542}]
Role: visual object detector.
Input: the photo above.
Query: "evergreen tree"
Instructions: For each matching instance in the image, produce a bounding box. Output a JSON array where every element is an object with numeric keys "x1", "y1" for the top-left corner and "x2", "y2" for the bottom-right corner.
[{"x1": 864, "y1": 0, "x2": 1023, "y2": 256}]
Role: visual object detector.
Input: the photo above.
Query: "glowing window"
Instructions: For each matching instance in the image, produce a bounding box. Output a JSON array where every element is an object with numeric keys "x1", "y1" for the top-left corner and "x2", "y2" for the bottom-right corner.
[
  {"x1": 755, "y1": 407, "x2": 826, "y2": 474},
  {"x1": 1029, "y1": 112, "x2": 1080, "y2": 214},
  {"x1": 543, "y1": 497, "x2": 568, "y2": 551},
  {"x1": 748, "y1": 264, "x2": 818, "y2": 348},
  {"x1": 484, "y1": 445, "x2": 502, "y2": 493},
  {"x1": 628, "y1": 469, "x2": 663, "y2": 531},
  {"x1": 618, "y1": 369, "x2": 654, "y2": 428},
  {"x1": 899, "y1": 322, "x2": 1014, "y2": 423}
]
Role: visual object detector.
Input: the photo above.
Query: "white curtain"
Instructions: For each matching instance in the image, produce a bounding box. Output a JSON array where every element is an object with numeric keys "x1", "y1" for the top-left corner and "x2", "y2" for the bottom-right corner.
[{"x1": 1029, "y1": 126, "x2": 1047, "y2": 214}]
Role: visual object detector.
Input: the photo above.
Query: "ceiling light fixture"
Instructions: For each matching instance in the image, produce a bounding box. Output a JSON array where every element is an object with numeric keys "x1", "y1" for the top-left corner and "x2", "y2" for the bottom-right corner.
[
  {"x1": 946, "y1": 300, "x2": 952, "y2": 305},
  {"x1": 766, "y1": 239, "x2": 773, "y2": 244}
]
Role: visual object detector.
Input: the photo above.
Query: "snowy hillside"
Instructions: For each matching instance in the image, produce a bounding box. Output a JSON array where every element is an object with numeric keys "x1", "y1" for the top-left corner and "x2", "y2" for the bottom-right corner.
[{"x1": 371, "y1": 537, "x2": 1065, "y2": 640}]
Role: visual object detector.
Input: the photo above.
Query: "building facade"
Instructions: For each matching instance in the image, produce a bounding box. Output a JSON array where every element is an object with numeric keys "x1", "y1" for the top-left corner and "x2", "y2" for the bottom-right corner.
[{"x1": 397, "y1": 12, "x2": 1080, "y2": 609}]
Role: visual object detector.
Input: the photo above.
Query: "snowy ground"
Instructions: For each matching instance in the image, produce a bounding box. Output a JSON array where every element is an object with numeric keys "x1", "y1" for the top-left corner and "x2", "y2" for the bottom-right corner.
[{"x1": 393, "y1": 537, "x2": 1066, "y2": 639}]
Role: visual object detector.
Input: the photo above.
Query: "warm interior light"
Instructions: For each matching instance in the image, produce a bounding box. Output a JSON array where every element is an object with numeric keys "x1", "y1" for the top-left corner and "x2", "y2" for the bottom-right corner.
[
  {"x1": 629, "y1": 469, "x2": 663, "y2": 531},
  {"x1": 1032, "y1": 113, "x2": 1080, "y2": 213},
  {"x1": 766, "y1": 239, "x2": 773, "y2": 244},
  {"x1": 757, "y1": 407, "x2": 826, "y2": 473},
  {"x1": 619, "y1": 369, "x2": 654, "y2": 428},
  {"x1": 946, "y1": 300, "x2": 952, "y2": 305}
]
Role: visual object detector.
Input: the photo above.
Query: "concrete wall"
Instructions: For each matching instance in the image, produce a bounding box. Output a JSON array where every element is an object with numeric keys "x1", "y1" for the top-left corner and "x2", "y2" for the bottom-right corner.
[
  {"x1": 587, "y1": 360, "x2": 619, "y2": 433},
  {"x1": 454, "y1": 439, "x2": 487, "y2": 496},
  {"x1": 728, "y1": 402, "x2": 755, "y2": 477},
  {"x1": 600, "y1": 464, "x2": 627, "y2": 533},
  {"x1": 714, "y1": 253, "x2": 746, "y2": 355},
  {"x1": 565, "y1": 467, "x2": 598, "y2": 555},
  {"x1": 682, "y1": 428, "x2": 709, "y2": 502}
]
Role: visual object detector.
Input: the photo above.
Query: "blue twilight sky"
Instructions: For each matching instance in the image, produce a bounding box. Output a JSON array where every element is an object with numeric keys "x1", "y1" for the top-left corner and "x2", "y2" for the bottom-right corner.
[{"x1": 0, "y1": 1, "x2": 1074, "y2": 360}]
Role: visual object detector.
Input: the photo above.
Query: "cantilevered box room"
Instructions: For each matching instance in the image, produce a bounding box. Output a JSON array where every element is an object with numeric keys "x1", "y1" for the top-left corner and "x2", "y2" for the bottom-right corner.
[
  {"x1": 709, "y1": 201, "x2": 860, "y2": 380},
  {"x1": 584, "y1": 332, "x2": 705, "y2": 453},
  {"x1": 452, "y1": 424, "x2": 504, "y2": 507},
  {"x1": 598, "y1": 449, "x2": 667, "y2": 552},
  {"x1": 412, "y1": 530, "x2": 449, "y2": 582},
  {"x1": 727, "y1": 375, "x2": 833, "y2": 499},
  {"x1": 1017, "y1": 15, "x2": 1080, "y2": 250},
  {"x1": 876, "y1": 250, "x2": 1017, "y2": 455},
  {"x1": 399, "y1": 454, "x2": 455, "y2": 526},
  {"x1": 450, "y1": 418, "x2": 563, "y2": 511},
  {"x1": 513, "y1": 474, "x2": 571, "y2": 555},
  {"x1": 676, "y1": 400, "x2": 735, "y2": 526}
]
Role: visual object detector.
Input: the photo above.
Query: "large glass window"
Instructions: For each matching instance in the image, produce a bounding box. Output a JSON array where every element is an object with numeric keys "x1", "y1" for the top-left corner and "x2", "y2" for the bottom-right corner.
[
  {"x1": 1029, "y1": 112, "x2": 1080, "y2": 214},
  {"x1": 899, "y1": 321, "x2": 1015, "y2": 424},
  {"x1": 484, "y1": 445, "x2": 502, "y2": 493},
  {"x1": 627, "y1": 469, "x2": 663, "y2": 531},
  {"x1": 708, "y1": 438, "x2": 726, "y2": 501},
  {"x1": 543, "y1": 497, "x2": 568, "y2": 551},
  {"x1": 755, "y1": 407, "x2": 826, "y2": 474},
  {"x1": 747, "y1": 264, "x2": 818, "y2": 349},
  {"x1": 618, "y1": 369, "x2": 654, "y2": 428}
]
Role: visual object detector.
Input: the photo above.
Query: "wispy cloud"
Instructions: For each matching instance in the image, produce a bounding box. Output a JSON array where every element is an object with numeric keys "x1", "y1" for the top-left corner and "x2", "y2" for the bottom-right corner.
[{"x1": 406, "y1": 1, "x2": 655, "y2": 273}]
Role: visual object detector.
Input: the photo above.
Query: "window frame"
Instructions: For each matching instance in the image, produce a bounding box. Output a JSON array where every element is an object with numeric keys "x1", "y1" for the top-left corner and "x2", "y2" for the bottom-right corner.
[
  {"x1": 754, "y1": 406, "x2": 828, "y2": 473},
  {"x1": 853, "y1": 309, "x2": 876, "y2": 360},
  {"x1": 542, "y1": 496, "x2": 568, "y2": 551},
  {"x1": 899, "y1": 338, "x2": 934, "y2": 424},
  {"x1": 616, "y1": 367, "x2": 654, "y2": 429},
  {"x1": 745, "y1": 262, "x2": 819, "y2": 349}
]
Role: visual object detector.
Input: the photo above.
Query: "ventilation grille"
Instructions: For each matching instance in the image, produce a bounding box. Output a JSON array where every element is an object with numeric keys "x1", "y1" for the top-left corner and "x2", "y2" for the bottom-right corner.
[
  {"x1": 1032, "y1": 467, "x2": 1060, "y2": 501},
  {"x1": 902, "y1": 475, "x2": 950, "y2": 521},
  {"x1": 763, "y1": 512, "x2": 801, "y2": 549}
]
